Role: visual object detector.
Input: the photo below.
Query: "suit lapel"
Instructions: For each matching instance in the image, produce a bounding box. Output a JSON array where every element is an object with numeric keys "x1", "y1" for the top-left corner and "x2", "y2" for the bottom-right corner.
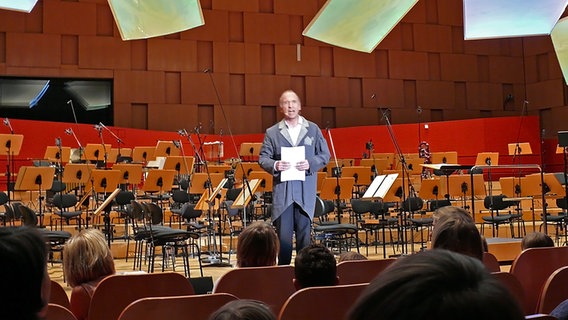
[{"x1": 278, "y1": 120, "x2": 294, "y2": 146}]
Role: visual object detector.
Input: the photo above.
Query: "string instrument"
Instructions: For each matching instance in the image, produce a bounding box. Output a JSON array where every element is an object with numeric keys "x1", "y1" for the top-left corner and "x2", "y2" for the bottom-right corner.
[{"x1": 418, "y1": 141, "x2": 431, "y2": 179}]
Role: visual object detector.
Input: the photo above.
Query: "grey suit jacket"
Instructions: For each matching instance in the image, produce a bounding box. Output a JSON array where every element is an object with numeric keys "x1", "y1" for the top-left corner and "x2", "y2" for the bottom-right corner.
[{"x1": 258, "y1": 117, "x2": 330, "y2": 221}]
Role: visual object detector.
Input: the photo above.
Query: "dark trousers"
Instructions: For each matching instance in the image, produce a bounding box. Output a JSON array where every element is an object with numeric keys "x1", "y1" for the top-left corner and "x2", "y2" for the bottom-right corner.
[{"x1": 273, "y1": 203, "x2": 312, "y2": 265}]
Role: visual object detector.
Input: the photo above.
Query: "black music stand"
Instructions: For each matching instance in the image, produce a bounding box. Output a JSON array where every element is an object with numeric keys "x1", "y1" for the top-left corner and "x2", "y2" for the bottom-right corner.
[
  {"x1": 14, "y1": 166, "x2": 55, "y2": 228},
  {"x1": 0, "y1": 134, "x2": 23, "y2": 203}
]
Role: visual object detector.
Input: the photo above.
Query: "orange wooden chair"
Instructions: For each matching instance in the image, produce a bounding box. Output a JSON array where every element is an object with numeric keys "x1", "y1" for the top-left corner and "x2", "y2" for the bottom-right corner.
[
  {"x1": 336, "y1": 258, "x2": 396, "y2": 285},
  {"x1": 510, "y1": 246, "x2": 568, "y2": 314},
  {"x1": 88, "y1": 272, "x2": 194, "y2": 320},
  {"x1": 47, "y1": 303, "x2": 78, "y2": 320},
  {"x1": 49, "y1": 280, "x2": 70, "y2": 308},
  {"x1": 118, "y1": 293, "x2": 238, "y2": 320},
  {"x1": 278, "y1": 283, "x2": 368, "y2": 320},
  {"x1": 491, "y1": 272, "x2": 525, "y2": 313},
  {"x1": 483, "y1": 252, "x2": 501, "y2": 272},
  {"x1": 538, "y1": 266, "x2": 568, "y2": 314},
  {"x1": 213, "y1": 265, "x2": 295, "y2": 314}
]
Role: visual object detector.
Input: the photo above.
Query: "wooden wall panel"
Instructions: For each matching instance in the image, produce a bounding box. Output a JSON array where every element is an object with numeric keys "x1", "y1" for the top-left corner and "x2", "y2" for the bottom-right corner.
[
  {"x1": 376, "y1": 25, "x2": 403, "y2": 51},
  {"x1": 212, "y1": 0, "x2": 259, "y2": 12},
  {"x1": 147, "y1": 104, "x2": 197, "y2": 132},
  {"x1": 182, "y1": 10, "x2": 229, "y2": 42},
  {"x1": 416, "y1": 81, "x2": 454, "y2": 109},
  {"x1": 465, "y1": 82, "x2": 502, "y2": 110},
  {"x1": 228, "y1": 12, "x2": 244, "y2": 42},
  {"x1": 181, "y1": 72, "x2": 230, "y2": 105},
  {"x1": 274, "y1": 0, "x2": 319, "y2": 15},
  {"x1": 44, "y1": 0, "x2": 97, "y2": 35},
  {"x1": 362, "y1": 79, "x2": 405, "y2": 108},
  {"x1": 402, "y1": 0, "x2": 427, "y2": 24},
  {"x1": 229, "y1": 74, "x2": 245, "y2": 105},
  {"x1": 96, "y1": 3, "x2": 115, "y2": 36},
  {"x1": 244, "y1": 43, "x2": 261, "y2": 74},
  {"x1": 244, "y1": 74, "x2": 291, "y2": 105},
  {"x1": 275, "y1": 44, "x2": 320, "y2": 76},
  {"x1": 336, "y1": 107, "x2": 379, "y2": 128},
  {"x1": 464, "y1": 39, "x2": 505, "y2": 56},
  {"x1": 214, "y1": 105, "x2": 263, "y2": 134},
  {"x1": 78, "y1": 35, "x2": 131, "y2": 70},
  {"x1": 523, "y1": 36, "x2": 554, "y2": 56},
  {"x1": 260, "y1": 44, "x2": 275, "y2": 74},
  {"x1": 526, "y1": 80, "x2": 565, "y2": 108},
  {"x1": 440, "y1": 54, "x2": 478, "y2": 81},
  {"x1": 428, "y1": 53, "x2": 440, "y2": 80},
  {"x1": 437, "y1": 0, "x2": 463, "y2": 26},
  {"x1": 6, "y1": 33, "x2": 60, "y2": 68},
  {"x1": 61, "y1": 35, "x2": 78, "y2": 65},
  {"x1": 524, "y1": 55, "x2": 539, "y2": 84},
  {"x1": 305, "y1": 77, "x2": 350, "y2": 107},
  {"x1": 488, "y1": 56, "x2": 524, "y2": 84},
  {"x1": 349, "y1": 78, "x2": 362, "y2": 108},
  {"x1": 243, "y1": 13, "x2": 290, "y2": 44},
  {"x1": 0, "y1": 10, "x2": 28, "y2": 32},
  {"x1": 114, "y1": 71, "x2": 165, "y2": 104},
  {"x1": 389, "y1": 51, "x2": 429, "y2": 80},
  {"x1": 333, "y1": 48, "x2": 376, "y2": 78},
  {"x1": 227, "y1": 43, "x2": 245, "y2": 74},
  {"x1": 147, "y1": 39, "x2": 198, "y2": 72},
  {"x1": 213, "y1": 42, "x2": 230, "y2": 73},
  {"x1": 413, "y1": 24, "x2": 452, "y2": 53},
  {"x1": 319, "y1": 47, "x2": 333, "y2": 77},
  {"x1": 165, "y1": 72, "x2": 181, "y2": 104}
]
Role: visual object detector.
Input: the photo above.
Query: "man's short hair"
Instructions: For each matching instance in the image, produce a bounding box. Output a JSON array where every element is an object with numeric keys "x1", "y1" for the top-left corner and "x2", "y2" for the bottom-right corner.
[{"x1": 294, "y1": 244, "x2": 336, "y2": 288}]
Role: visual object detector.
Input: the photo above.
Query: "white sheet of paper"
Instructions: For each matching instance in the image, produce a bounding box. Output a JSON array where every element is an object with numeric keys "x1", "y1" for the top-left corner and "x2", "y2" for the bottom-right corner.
[{"x1": 281, "y1": 146, "x2": 305, "y2": 181}]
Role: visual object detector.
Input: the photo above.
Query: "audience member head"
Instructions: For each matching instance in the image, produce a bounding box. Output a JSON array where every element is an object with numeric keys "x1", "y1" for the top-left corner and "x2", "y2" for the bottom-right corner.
[
  {"x1": 209, "y1": 299, "x2": 276, "y2": 320},
  {"x1": 0, "y1": 226, "x2": 50, "y2": 320},
  {"x1": 521, "y1": 232, "x2": 554, "y2": 250},
  {"x1": 431, "y1": 206, "x2": 483, "y2": 260},
  {"x1": 63, "y1": 228, "x2": 116, "y2": 287},
  {"x1": 293, "y1": 243, "x2": 338, "y2": 290},
  {"x1": 349, "y1": 249, "x2": 524, "y2": 320},
  {"x1": 338, "y1": 251, "x2": 367, "y2": 263},
  {"x1": 236, "y1": 221, "x2": 279, "y2": 267}
]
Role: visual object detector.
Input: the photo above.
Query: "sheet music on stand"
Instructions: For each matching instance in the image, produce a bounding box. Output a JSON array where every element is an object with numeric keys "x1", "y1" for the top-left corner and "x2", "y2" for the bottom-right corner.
[{"x1": 362, "y1": 173, "x2": 399, "y2": 199}]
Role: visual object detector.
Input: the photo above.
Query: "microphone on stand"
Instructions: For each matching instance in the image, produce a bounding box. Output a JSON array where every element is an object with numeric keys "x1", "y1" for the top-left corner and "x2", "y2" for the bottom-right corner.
[
  {"x1": 3, "y1": 118, "x2": 14, "y2": 134},
  {"x1": 65, "y1": 128, "x2": 73, "y2": 135},
  {"x1": 173, "y1": 140, "x2": 181, "y2": 149},
  {"x1": 94, "y1": 124, "x2": 102, "y2": 132},
  {"x1": 177, "y1": 129, "x2": 188, "y2": 137}
]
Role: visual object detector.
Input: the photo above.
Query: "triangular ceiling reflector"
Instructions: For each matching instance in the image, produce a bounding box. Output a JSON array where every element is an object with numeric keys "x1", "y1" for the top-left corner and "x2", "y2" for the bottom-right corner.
[
  {"x1": 0, "y1": 0, "x2": 37, "y2": 13},
  {"x1": 464, "y1": 0, "x2": 568, "y2": 40},
  {"x1": 551, "y1": 17, "x2": 568, "y2": 85},
  {"x1": 303, "y1": 0, "x2": 418, "y2": 53},
  {"x1": 107, "y1": 0, "x2": 205, "y2": 41}
]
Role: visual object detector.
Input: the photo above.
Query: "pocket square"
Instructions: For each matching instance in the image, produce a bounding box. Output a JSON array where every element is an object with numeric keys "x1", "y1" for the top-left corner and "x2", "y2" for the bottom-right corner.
[{"x1": 304, "y1": 136, "x2": 313, "y2": 146}]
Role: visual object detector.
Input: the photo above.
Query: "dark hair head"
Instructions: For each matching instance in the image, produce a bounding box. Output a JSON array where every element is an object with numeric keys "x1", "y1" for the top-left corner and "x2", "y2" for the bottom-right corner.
[
  {"x1": 237, "y1": 221, "x2": 279, "y2": 268},
  {"x1": 521, "y1": 232, "x2": 554, "y2": 250},
  {"x1": 209, "y1": 299, "x2": 276, "y2": 320},
  {"x1": 0, "y1": 227, "x2": 48, "y2": 320},
  {"x1": 349, "y1": 249, "x2": 524, "y2": 320},
  {"x1": 431, "y1": 206, "x2": 483, "y2": 260},
  {"x1": 294, "y1": 244, "x2": 337, "y2": 288}
]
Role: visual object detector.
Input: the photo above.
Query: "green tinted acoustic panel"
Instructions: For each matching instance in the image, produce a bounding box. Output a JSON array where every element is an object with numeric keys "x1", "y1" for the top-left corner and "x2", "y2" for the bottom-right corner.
[
  {"x1": 464, "y1": 0, "x2": 568, "y2": 40},
  {"x1": 552, "y1": 17, "x2": 568, "y2": 85},
  {"x1": 302, "y1": 0, "x2": 418, "y2": 53},
  {"x1": 108, "y1": 0, "x2": 204, "y2": 40}
]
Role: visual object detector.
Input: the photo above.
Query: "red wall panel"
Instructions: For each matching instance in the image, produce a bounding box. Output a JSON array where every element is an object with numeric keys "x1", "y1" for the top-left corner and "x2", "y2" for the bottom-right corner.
[
  {"x1": 243, "y1": 13, "x2": 289, "y2": 44},
  {"x1": 413, "y1": 24, "x2": 452, "y2": 53},
  {"x1": 244, "y1": 74, "x2": 291, "y2": 106},
  {"x1": 114, "y1": 71, "x2": 166, "y2": 104},
  {"x1": 488, "y1": 56, "x2": 525, "y2": 84},
  {"x1": 416, "y1": 81, "x2": 455, "y2": 109},
  {"x1": 333, "y1": 48, "x2": 377, "y2": 78},
  {"x1": 389, "y1": 51, "x2": 429, "y2": 80},
  {"x1": 440, "y1": 53, "x2": 479, "y2": 81},
  {"x1": 305, "y1": 77, "x2": 350, "y2": 107},
  {"x1": 362, "y1": 79, "x2": 405, "y2": 109},
  {"x1": 6, "y1": 33, "x2": 61, "y2": 68},
  {"x1": 78, "y1": 35, "x2": 131, "y2": 70},
  {"x1": 181, "y1": 72, "x2": 230, "y2": 105}
]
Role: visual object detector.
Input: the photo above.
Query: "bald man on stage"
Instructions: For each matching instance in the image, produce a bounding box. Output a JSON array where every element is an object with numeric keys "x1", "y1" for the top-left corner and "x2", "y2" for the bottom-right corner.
[{"x1": 259, "y1": 90, "x2": 330, "y2": 265}]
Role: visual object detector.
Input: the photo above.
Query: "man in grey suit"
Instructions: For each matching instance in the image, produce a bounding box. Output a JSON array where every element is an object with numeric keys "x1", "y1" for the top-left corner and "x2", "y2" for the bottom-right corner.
[{"x1": 259, "y1": 90, "x2": 330, "y2": 265}]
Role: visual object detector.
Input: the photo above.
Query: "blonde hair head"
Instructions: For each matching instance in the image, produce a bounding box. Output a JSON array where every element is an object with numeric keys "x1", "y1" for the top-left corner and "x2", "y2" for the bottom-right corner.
[{"x1": 63, "y1": 228, "x2": 115, "y2": 287}]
